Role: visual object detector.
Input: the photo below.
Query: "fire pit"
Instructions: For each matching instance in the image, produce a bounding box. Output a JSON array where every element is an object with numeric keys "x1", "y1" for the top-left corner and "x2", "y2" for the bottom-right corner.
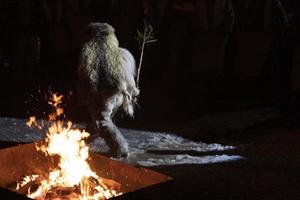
[
  {"x1": 0, "y1": 94, "x2": 171, "y2": 199},
  {"x1": 0, "y1": 142, "x2": 172, "y2": 199}
]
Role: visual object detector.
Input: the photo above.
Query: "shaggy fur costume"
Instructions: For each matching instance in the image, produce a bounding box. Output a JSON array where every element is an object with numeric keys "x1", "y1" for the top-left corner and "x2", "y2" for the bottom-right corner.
[{"x1": 77, "y1": 22, "x2": 139, "y2": 158}]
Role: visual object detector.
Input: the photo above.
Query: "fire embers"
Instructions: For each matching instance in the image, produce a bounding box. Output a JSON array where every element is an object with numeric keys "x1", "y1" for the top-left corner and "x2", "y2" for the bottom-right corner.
[{"x1": 15, "y1": 93, "x2": 122, "y2": 200}]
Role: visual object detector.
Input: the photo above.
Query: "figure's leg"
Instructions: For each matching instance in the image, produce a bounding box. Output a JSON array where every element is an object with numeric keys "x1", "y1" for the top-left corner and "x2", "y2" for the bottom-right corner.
[
  {"x1": 96, "y1": 118, "x2": 129, "y2": 158},
  {"x1": 89, "y1": 93, "x2": 129, "y2": 158}
]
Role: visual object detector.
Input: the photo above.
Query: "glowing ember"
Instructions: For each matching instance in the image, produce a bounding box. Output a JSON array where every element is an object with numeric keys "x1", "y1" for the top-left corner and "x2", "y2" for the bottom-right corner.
[
  {"x1": 16, "y1": 93, "x2": 121, "y2": 200},
  {"x1": 48, "y1": 93, "x2": 64, "y2": 121},
  {"x1": 16, "y1": 174, "x2": 39, "y2": 190},
  {"x1": 27, "y1": 116, "x2": 44, "y2": 129},
  {"x1": 26, "y1": 116, "x2": 36, "y2": 127}
]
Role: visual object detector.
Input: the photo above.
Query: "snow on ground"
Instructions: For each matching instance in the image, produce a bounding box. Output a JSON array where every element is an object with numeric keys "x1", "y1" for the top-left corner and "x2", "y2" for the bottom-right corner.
[{"x1": 0, "y1": 117, "x2": 242, "y2": 166}]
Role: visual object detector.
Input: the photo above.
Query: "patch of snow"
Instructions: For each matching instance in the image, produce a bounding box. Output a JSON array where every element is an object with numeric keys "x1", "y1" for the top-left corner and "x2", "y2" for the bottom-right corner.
[
  {"x1": 0, "y1": 118, "x2": 45, "y2": 142},
  {"x1": 135, "y1": 154, "x2": 243, "y2": 167},
  {"x1": 0, "y1": 118, "x2": 243, "y2": 167},
  {"x1": 120, "y1": 129, "x2": 236, "y2": 153}
]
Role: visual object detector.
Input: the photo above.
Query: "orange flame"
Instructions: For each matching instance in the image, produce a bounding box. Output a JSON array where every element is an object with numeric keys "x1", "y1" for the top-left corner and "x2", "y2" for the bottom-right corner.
[
  {"x1": 18, "y1": 93, "x2": 121, "y2": 200},
  {"x1": 26, "y1": 116, "x2": 44, "y2": 129},
  {"x1": 26, "y1": 116, "x2": 36, "y2": 127},
  {"x1": 48, "y1": 93, "x2": 64, "y2": 121}
]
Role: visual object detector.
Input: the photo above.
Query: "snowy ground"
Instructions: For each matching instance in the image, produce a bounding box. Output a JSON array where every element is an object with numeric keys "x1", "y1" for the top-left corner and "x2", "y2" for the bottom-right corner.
[{"x1": 0, "y1": 117, "x2": 242, "y2": 167}]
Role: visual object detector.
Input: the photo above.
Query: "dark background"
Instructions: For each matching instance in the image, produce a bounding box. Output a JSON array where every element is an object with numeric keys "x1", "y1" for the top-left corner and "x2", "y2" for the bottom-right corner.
[
  {"x1": 0, "y1": 0, "x2": 300, "y2": 130},
  {"x1": 1, "y1": 1, "x2": 300, "y2": 200}
]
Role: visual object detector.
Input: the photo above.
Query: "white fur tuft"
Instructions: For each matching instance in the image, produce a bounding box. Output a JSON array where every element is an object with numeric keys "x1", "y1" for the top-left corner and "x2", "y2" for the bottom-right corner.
[
  {"x1": 119, "y1": 47, "x2": 139, "y2": 117},
  {"x1": 119, "y1": 47, "x2": 136, "y2": 77}
]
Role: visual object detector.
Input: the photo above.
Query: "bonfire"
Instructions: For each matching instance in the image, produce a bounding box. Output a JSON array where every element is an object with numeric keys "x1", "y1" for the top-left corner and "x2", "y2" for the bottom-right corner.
[{"x1": 16, "y1": 93, "x2": 121, "y2": 200}]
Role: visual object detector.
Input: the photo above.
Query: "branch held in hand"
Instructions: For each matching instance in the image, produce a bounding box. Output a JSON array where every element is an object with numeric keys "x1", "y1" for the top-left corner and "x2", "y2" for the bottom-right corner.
[{"x1": 135, "y1": 20, "x2": 157, "y2": 88}]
